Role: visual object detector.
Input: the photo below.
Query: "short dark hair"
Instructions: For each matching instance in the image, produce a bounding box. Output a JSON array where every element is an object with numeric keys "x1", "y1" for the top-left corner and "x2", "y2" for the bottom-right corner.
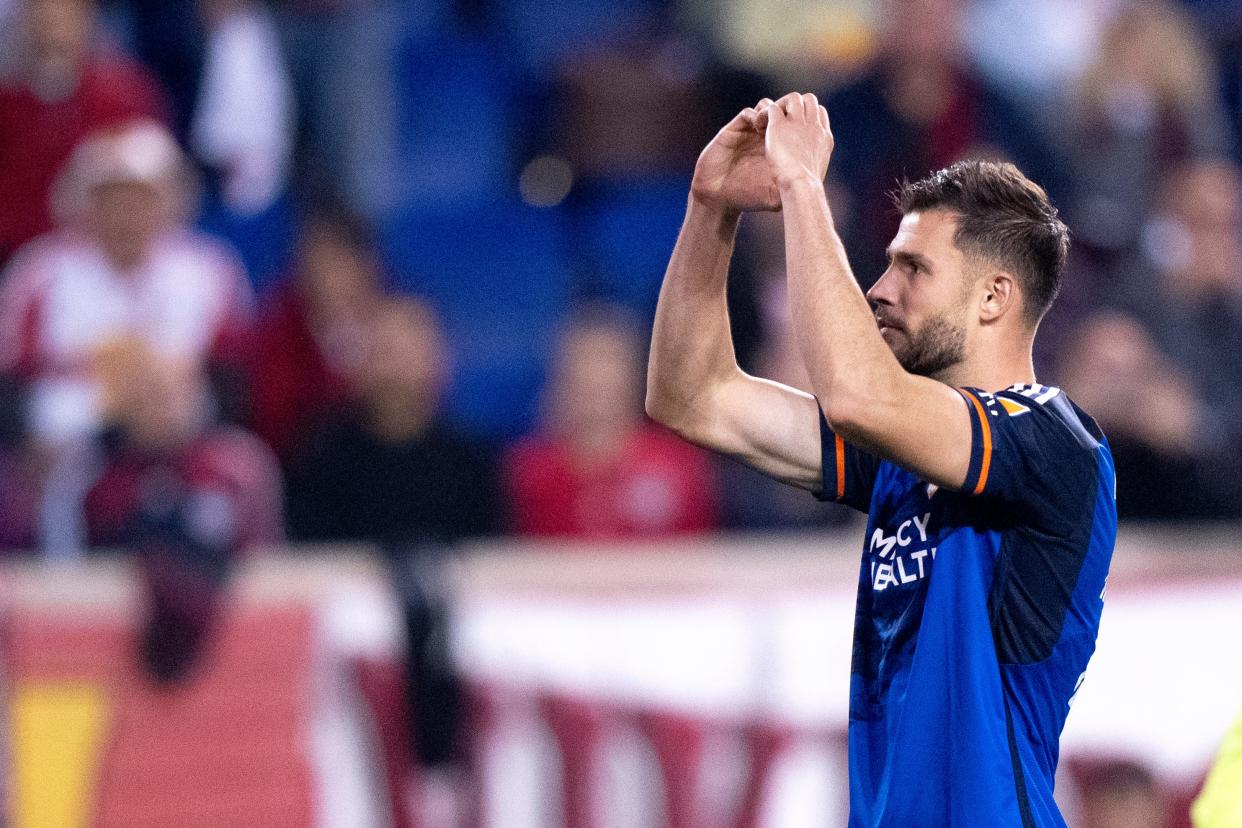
[{"x1": 893, "y1": 160, "x2": 1070, "y2": 325}]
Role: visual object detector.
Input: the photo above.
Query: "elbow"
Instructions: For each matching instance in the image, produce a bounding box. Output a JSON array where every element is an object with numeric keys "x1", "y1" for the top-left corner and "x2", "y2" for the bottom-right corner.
[
  {"x1": 645, "y1": 382, "x2": 706, "y2": 444},
  {"x1": 645, "y1": 386, "x2": 689, "y2": 436},
  {"x1": 644, "y1": 387, "x2": 669, "y2": 426},
  {"x1": 644, "y1": 378, "x2": 679, "y2": 429},
  {"x1": 816, "y1": 357, "x2": 905, "y2": 440},
  {"x1": 820, "y1": 384, "x2": 871, "y2": 442}
]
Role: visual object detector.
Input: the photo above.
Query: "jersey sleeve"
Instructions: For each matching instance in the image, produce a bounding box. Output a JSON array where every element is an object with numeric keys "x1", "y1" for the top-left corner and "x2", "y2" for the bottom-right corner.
[
  {"x1": 957, "y1": 386, "x2": 1103, "y2": 514},
  {"x1": 815, "y1": 404, "x2": 881, "y2": 512}
]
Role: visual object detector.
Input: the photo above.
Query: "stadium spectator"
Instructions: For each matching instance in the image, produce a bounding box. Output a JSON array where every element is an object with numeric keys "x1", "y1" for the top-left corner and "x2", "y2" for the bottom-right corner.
[
  {"x1": 0, "y1": 120, "x2": 253, "y2": 449},
  {"x1": 1058, "y1": 312, "x2": 1238, "y2": 519},
  {"x1": 286, "y1": 296, "x2": 500, "y2": 544},
  {"x1": 1058, "y1": 1, "x2": 1228, "y2": 257},
  {"x1": 247, "y1": 204, "x2": 382, "y2": 465},
  {"x1": 287, "y1": 294, "x2": 497, "y2": 780},
  {"x1": 1131, "y1": 158, "x2": 1242, "y2": 453},
  {"x1": 505, "y1": 306, "x2": 718, "y2": 539},
  {"x1": 267, "y1": 0, "x2": 412, "y2": 217},
  {"x1": 823, "y1": 0, "x2": 1062, "y2": 286},
  {"x1": 101, "y1": 0, "x2": 297, "y2": 289},
  {"x1": 554, "y1": 20, "x2": 716, "y2": 183},
  {"x1": 82, "y1": 340, "x2": 281, "y2": 680},
  {"x1": 0, "y1": 0, "x2": 167, "y2": 264}
]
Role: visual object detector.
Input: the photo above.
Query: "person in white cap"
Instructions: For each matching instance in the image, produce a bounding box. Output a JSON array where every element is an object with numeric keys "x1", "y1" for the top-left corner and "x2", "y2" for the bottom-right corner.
[{"x1": 0, "y1": 119, "x2": 253, "y2": 450}]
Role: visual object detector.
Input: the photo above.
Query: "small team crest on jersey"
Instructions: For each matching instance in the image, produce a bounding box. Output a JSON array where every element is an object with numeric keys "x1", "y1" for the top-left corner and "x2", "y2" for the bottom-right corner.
[{"x1": 998, "y1": 397, "x2": 1030, "y2": 417}]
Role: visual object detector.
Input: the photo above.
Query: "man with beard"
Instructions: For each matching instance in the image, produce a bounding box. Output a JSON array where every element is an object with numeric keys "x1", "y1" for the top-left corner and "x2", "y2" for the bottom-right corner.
[{"x1": 646, "y1": 93, "x2": 1117, "y2": 827}]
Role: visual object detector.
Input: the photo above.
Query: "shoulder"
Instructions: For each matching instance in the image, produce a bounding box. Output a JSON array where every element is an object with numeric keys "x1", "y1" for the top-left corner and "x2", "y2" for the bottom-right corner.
[
  {"x1": 983, "y1": 384, "x2": 1105, "y2": 450},
  {"x1": 2, "y1": 232, "x2": 87, "y2": 293}
]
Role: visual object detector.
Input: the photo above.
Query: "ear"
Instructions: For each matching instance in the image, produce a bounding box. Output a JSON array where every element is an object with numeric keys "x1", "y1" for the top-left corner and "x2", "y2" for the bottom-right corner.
[{"x1": 977, "y1": 271, "x2": 1019, "y2": 324}]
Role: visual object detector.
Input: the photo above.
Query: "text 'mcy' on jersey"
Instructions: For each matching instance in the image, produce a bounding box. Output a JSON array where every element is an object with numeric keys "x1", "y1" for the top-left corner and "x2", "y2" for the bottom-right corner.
[{"x1": 818, "y1": 383, "x2": 1117, "y2": 828}]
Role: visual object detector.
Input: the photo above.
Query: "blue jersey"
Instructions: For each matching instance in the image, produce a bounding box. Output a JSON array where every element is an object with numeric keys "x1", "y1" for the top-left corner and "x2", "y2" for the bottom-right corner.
[{"x1": 819, "y1": 384, "x2": 1117, "y2": 827}]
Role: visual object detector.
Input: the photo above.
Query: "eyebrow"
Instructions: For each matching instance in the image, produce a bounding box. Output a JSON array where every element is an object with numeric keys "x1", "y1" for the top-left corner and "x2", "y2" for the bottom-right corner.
[{"x1": 886, "y1": 248, "x2": 934, "y2": 273}]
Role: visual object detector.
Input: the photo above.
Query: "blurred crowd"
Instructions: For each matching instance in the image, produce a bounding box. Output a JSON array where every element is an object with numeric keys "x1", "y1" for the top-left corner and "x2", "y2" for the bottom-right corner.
[
  {"x1": 0, "y1": 0, "x2": 1240, "y2": 570},
  {"x1": 2, "y1": 0, "x2": 1234, "y2": 556},
  {"x1": 2, "y1": 0, "x2": 1240, "y2": 818}
]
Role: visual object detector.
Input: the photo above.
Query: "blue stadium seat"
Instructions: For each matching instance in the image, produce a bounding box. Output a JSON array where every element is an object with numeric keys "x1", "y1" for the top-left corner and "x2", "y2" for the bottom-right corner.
[
  {"x1": 571, "y1": 177, "x2": 689, "y2": 320},
  {"x1": 388, "y1": 28, "x2": 518, "y2": 214},
  {"x1": 492, "y1": 0, "x2": 659, "y2": 76},
  {"x1": 382, "y1": 199, "x2": 572, "y2": 439},
  {"x1": 197, "y1": 191, "x2": 298, "y2": 298}
]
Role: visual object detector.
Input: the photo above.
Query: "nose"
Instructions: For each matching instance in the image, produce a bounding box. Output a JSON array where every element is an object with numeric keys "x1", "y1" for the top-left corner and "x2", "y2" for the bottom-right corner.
[{"x1": 866, "y1": 266, "x2": 898, "y2": 308}]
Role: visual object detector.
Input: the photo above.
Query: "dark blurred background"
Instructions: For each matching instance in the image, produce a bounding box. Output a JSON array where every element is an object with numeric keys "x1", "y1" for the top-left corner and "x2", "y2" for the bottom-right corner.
[{"x1": 1, "y1": 0, "x2": 1241, "y2": 826}]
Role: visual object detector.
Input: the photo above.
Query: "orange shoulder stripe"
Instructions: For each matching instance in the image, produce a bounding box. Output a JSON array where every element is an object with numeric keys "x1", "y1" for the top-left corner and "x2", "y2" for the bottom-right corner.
[
  {"x1": 962, "y1": 391, "x2": 992, "y2": 495},
  {"x1": 835, "y1": 433, "x2": 846, "y2": 499}
]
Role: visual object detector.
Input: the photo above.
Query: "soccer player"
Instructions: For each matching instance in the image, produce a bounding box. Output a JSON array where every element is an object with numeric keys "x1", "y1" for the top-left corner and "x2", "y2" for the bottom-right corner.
[{"x1": 646, "y1": 93, "x2": 1117, "y2": 826}]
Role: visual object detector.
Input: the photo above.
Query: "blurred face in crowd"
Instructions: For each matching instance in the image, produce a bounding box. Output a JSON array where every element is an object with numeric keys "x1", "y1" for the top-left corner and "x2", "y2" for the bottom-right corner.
[
  {"x1": 297, "y1": 223, "x2": 381, "y2": 322},
  {"x1": 549, "y1": 318, "x2": 643, "y2": 453},
  {"x1": 866, "y1": 209, "x2": 976, "y2": 379},
  {"x1": 878, "y1": 0, "x2": 962, "y2": 66},
  {"x1": 361, "y1": 299, "x2": 445, "y2": 414},
  {"x1": 1078, "y1": 763, "x2": 1167, "y2": 828},
  {"x1": 1080, "y1": 787, "x2": 1166, "y2": 828},
  {"x1": 89, "y1": 179, "x2": 165, "y2": 271},
  {"x1": 1156, "y1": 160, "x2": 1242, "y2": 298},
  {"x1": 21, "y1": 0, "x2": 94, "y2": 82}
]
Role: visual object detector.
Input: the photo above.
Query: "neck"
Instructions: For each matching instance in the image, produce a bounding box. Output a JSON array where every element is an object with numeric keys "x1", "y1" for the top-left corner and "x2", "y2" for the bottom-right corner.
[{"x1": 934, "y1": 337, "x2": 1036, "y2": 392}]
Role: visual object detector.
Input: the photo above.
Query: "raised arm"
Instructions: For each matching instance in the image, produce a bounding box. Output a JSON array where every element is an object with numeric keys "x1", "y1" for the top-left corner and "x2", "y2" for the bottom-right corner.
[
  {"x1": 646, "y1": 105, "x2": 823, "y2": 491},
  {"x1": 761, "y1": 93, "x2": 975, "y2": 490}
]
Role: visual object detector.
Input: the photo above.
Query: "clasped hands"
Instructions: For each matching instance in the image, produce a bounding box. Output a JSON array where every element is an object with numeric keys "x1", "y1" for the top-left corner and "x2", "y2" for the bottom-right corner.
[{"x1": 690, "y1": 92, "x2": 834, "y2": 215}]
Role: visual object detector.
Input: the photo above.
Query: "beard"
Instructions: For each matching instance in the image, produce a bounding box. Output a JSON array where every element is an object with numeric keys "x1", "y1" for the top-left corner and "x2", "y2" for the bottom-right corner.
[{"x1": 887, "y1": 311, "x2": 967, "y2": 378}]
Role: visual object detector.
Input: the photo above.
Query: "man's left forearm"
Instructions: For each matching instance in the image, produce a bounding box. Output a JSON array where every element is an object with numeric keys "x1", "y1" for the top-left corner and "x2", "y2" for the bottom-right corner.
[{"x1": 780, "y1": 177, "x2": 903, "y2": 428}]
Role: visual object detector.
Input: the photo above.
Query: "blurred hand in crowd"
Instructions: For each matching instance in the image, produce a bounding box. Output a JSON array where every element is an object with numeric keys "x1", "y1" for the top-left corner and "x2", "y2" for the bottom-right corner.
[{"x1": 95, "y1": 338, "x2": 207, "y2": 453}]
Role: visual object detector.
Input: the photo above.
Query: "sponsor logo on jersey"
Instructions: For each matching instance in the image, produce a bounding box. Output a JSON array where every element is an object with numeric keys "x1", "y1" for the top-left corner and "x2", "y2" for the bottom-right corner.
[{"x1": 869, "y1": 511, "x2": 936, "y2": 591}]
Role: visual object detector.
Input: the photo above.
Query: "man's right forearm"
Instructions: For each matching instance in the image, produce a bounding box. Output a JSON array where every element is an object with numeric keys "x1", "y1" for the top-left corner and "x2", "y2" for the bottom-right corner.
[{"x1": 645, "y1": 197, "x2": 742, "y2": 438}]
